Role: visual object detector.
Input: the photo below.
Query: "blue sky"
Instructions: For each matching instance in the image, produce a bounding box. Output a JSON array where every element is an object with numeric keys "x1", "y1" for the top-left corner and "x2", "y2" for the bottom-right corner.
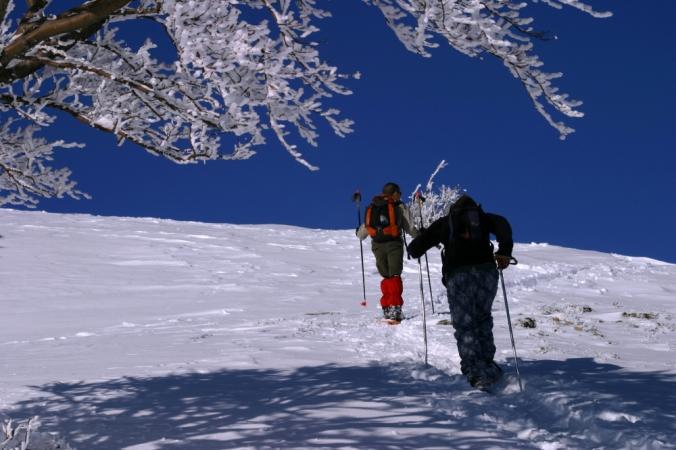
[{"x1": 23, "y1": 1, "x2": 676, "y2": 263}]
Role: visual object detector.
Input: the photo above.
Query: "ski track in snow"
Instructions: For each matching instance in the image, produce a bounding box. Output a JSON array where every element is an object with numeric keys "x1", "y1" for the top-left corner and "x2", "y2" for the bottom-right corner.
[{"x1": 1, "y1": 209, "x2": 675, "y2": 449}]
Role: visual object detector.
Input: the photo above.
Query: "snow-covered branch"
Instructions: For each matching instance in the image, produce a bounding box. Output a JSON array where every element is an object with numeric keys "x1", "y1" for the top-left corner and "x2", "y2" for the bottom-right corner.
[
  {"x1": 1, "y1": 416, "x2": 73, "y2": 450},
  {"x1": 364, "y1": 0, "x2": 611, "y2": 139},
  {"x1": 0, "y1": 121, "x2": 87, "y2": 207},
  {"x1": 408, "y1": 160, "x2": 463, "y2": 226},
  {"x1": 0, "y1": 0, "x2": 610, "y2": 206}
]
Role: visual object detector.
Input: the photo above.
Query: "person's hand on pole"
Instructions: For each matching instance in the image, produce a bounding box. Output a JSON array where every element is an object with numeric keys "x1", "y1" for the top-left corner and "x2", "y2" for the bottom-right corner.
[
  {"x1": 495, "y1": 255, "x2": 518, "y2": 270},
  {"x1": 495, "y1": 254, "x2": 511, "y2": 270}
]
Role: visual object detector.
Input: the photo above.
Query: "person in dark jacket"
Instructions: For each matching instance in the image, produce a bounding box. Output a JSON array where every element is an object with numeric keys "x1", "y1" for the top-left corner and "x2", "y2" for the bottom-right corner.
[
  {"x1": 357, "y1": 182, "x2": 418, "y2": 322},
  {"x1": 407, "y1": 194, "x2": 513, "y2": 389}
]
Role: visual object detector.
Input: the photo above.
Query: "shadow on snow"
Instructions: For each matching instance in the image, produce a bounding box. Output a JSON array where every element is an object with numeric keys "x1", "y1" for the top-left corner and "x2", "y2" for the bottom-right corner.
[
  {"x1": 5, "y1": 358, "x2": 676, "y2": 449},
  {"x1": 513, "y1": 358, "x2": 676, "y2": 447}
]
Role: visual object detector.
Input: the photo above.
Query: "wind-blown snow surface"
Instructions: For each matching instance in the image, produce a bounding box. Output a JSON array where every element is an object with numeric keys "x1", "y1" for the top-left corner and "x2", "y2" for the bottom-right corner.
[{"x1": 1, "y1": 209, "x2": 675, "y2": 450}]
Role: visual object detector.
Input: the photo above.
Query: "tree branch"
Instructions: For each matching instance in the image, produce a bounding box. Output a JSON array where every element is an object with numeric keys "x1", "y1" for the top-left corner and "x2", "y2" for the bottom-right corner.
[
  {"x1": 1, "y1": 0, "x2": 132, "y2": 66},
  {"x1": 110, "y1": 5, "x2": 163, "y2": 20},
  {"x1": 1, "y1": 92, "x2": 210, "y2": 163},
  {"x1": 27, "y1": 54, "x2": 223, "y2": 129},
  {"x1": 0, "y1": 159, "x2": 52, "y2": 197},
  {"x1": 18, "y1": 0, "x2": 51, "y2": 35},
  {"x1": 0, "y1": 0, "x2": 10, "y2": 22},
  {"x1": 0, "y1": 19, "x2": 108, "y2": 83},
  {"x1": 478, "y1": 1, "x2": 552, "y2": 41}
]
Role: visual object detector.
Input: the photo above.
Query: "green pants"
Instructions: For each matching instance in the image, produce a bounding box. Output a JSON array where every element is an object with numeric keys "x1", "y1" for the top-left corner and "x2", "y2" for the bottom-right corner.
[{"x1": 372, "y1": 240, "x2": 404, "y2": 278}]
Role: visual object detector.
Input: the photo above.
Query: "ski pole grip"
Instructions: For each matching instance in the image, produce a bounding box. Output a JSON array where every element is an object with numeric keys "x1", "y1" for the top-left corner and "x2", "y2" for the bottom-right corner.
[
  {"x1": 353, "y1": 191, "x2": 363, "y2": 226},
  {"x1": 510, "y1": 257, "x2": 518, "y2": 265}
]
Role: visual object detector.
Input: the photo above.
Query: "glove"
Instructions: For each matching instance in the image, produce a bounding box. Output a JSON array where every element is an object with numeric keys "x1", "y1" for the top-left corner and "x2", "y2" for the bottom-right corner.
[
  {"x1": 407, "y1": 244, "x2": 420, "y2": 260},
  {"x1": 495, "y1": 254, "x2": 511, "y2": 270},
  {"x1": 355, "y1": 224, "x2": 367, "y2": 241}
]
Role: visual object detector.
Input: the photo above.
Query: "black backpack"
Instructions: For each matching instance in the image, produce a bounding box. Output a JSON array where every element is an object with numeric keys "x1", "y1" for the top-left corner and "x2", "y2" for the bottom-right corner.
[
  {"x1": 440, "y1": 204, "x2": 492, "y2": 286},
  {"x1": 441, "y1": 204, "x2": 492, "y2": 262},
  {"x1": 448, "y1": 204, "x2": 489, "y2": 243}
]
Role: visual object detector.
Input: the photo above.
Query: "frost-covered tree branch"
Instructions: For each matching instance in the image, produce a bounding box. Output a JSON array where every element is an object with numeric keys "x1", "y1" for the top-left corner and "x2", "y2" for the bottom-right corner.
[
  {"x1": 409, "y1": 160, "x2": 463, "y2": 226},
  {"x1": 0, "y1": 0, "x2": 610, "y2": 206},
  {"x1": 1, "y1": 416, "x2": 73, "y2": 449},
  {"x1": 0, "y1": 120, "x2": 87, "y2": 207},
  {"x1": 365, "y1": 0, "x2": 611, "y2": 137}
]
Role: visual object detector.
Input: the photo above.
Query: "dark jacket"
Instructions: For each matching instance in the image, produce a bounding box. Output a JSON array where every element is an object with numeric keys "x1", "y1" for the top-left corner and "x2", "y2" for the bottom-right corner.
[{"x1": 407, "y1": 196, "x2": 513, "y2": 274}]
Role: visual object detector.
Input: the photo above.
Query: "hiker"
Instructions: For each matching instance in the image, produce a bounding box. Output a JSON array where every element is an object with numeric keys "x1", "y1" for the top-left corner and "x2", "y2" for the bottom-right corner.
[
  {"x1": 356, "y1": 182, "x2": 418, "y2": 322},
  {"x1": 407, "y1": 194, "x2": 514, "y2": 389}
]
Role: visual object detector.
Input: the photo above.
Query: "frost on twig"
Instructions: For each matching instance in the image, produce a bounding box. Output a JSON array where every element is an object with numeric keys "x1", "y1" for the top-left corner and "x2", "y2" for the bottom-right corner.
[
  {"x1": 365, "y1": 0, "x2": 611, "y2": 139},
  {"x1": 0, "y1": 0, "x2": 610, "y2": 205},
  {"x1": 408, "y1": 160, "x2": 463, "y2": 226},
  {"x1": 0, "y1": 122, "x2": 87, "y2": 207},
  {"x1": 1, "y1": 416, "x2": 73, "y2": 450}
]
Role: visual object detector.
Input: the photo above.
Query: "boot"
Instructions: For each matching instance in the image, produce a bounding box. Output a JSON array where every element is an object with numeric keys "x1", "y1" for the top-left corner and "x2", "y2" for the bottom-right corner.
[{"x1": 383, "y1": 305, "x2": 403, "y2": 322}]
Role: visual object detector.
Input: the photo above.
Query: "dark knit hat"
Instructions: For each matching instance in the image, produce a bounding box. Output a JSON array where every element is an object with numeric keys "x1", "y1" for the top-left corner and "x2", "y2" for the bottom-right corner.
[
  {"x1": 382, "y1": 182, "x2": 401, "y2": 196},
  {"x1": 452, "y1": 194, "x2": 478, "y2": 210}
]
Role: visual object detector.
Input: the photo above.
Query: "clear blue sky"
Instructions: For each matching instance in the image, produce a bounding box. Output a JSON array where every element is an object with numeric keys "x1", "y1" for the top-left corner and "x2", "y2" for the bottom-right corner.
[{"x1": 22, "y1": 1, "x2": 676, "y2": 263}]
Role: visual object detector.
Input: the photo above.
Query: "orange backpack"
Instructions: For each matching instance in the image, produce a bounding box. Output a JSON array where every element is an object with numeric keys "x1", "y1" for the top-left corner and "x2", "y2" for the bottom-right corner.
[{"x1": 365, "y1": 196, "x2": 401, "y2": 242}]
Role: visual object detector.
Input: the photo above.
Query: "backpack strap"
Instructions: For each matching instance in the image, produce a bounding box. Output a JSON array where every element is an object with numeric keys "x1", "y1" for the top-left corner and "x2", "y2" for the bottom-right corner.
[{"x1": 383, "y1": 196, "x2": 399, "y2": 237}]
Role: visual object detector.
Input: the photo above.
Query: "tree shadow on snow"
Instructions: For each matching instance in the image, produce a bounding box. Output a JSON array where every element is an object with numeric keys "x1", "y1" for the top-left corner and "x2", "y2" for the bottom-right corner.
[
  {"x1": 6, "y1": 359, "x2": 676, "y2": 449},
  {"x1": 7, "y1": 363, "x2": 503, "y2": 449},
  {"x1": 512, "y1": 358, "x2": 676, "y2": 447}
]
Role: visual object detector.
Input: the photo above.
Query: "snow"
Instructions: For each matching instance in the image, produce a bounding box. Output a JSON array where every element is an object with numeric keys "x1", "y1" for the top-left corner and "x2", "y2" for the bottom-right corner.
[
  {"x1": 93, "y1": 115, "x2": 115, "y2": 130},
  {"x1": 1, "y1": 208, "x2": 675, "y2": 449}
]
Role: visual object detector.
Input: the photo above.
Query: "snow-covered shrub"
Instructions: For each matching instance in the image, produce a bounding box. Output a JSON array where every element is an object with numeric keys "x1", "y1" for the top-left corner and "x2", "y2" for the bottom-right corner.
[
  {"x1": 407, "y1": 160, "x2": 464, "y2": 229},
  {"x1": 1, "y1": 417, "x2": 72, "y2": 450}
]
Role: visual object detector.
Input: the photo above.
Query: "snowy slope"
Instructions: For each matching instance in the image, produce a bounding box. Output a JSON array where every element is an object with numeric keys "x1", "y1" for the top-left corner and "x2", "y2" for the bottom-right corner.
[{"x1": 0, "y1": 209, "x2": 674, "y2": 450}]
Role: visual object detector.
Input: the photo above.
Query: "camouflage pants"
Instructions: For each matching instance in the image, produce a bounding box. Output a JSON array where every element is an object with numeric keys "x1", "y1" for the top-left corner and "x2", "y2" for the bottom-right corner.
[{"x1": 445, "y1": 263, "x2": 500, "y2": 382}]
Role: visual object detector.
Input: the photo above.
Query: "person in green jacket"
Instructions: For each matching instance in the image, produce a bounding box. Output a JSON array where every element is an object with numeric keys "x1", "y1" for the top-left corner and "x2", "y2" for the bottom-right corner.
[{"x1": 357, "y1": 182, "x2": 418, "y2": 322}]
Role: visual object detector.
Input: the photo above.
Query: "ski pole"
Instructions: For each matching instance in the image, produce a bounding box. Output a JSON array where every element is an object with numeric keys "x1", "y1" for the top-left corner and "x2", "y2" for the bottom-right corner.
[
  {"x1": 402, "y1": 231, "x2": 411, "y2": 260},
  {"x1": 499, "y1": 257, "x2": 523, "y2": 392},
  {"x1": 352, "y1": 191, "x2": 367, "y2": 307},
  {"x1": 415, "y1": 192, "x2": 435, "y2": 314},
  {"x1": 417, "y1": 257, "x2": 429, "y2": 366}
]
